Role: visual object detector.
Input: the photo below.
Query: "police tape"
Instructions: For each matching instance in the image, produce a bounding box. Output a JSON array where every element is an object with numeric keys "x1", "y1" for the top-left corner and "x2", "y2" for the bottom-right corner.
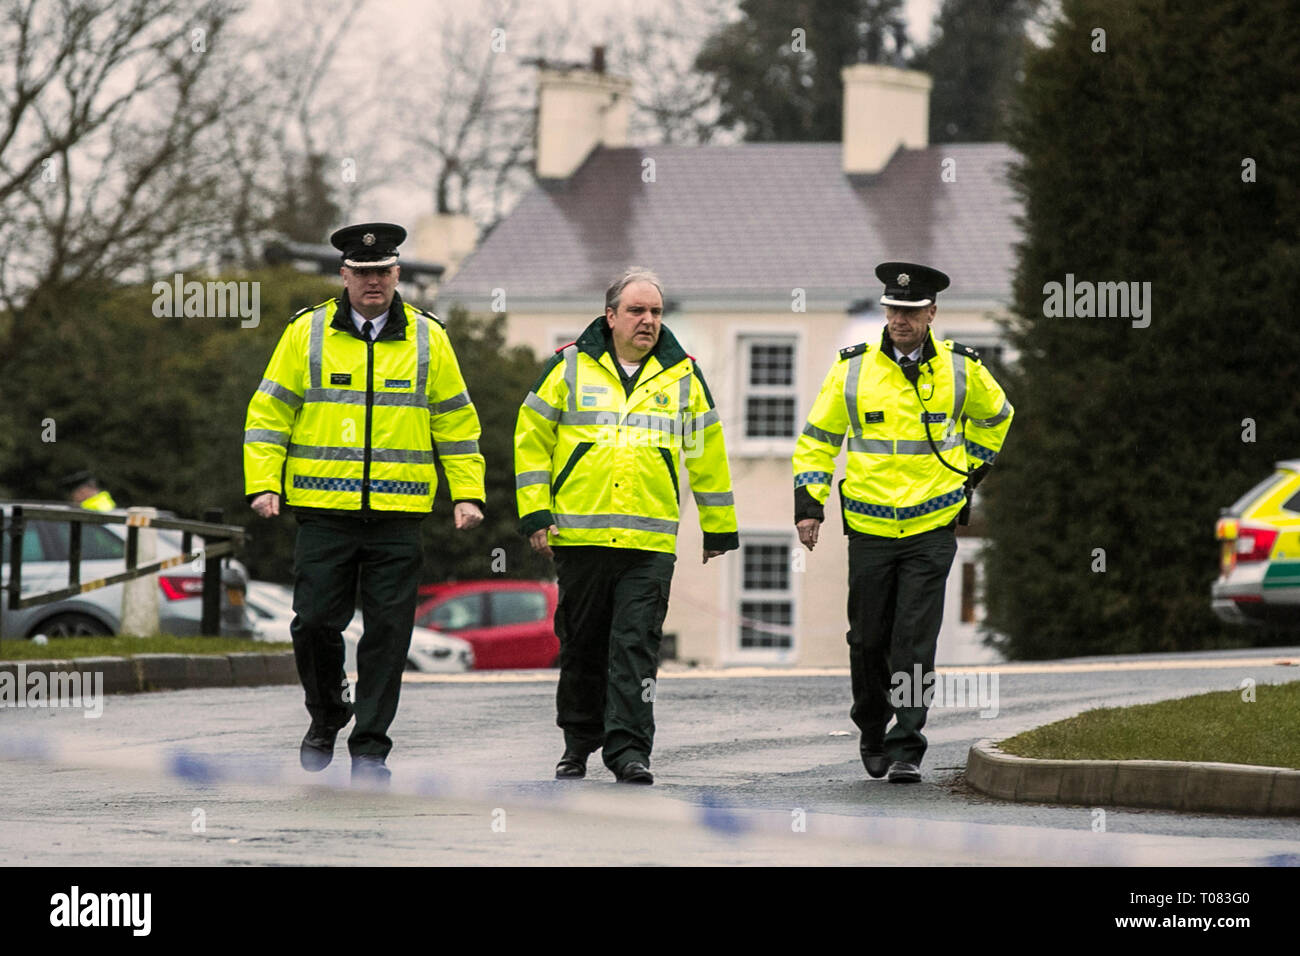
[{"x1": 0, "y1": 731, "x2": 1185, "y2": 866}]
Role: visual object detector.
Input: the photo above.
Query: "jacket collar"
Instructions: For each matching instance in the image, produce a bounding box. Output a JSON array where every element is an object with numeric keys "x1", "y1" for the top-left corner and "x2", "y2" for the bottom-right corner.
[
  {"x1": 331, "y1": 290, "x2": 409, "y2": 341},
  {"x1": 880, "y1": 325, "x2": 937, "y2": 365},
  {"x1": 574, "y1": 314, "x2": 689, "y2": 370}
]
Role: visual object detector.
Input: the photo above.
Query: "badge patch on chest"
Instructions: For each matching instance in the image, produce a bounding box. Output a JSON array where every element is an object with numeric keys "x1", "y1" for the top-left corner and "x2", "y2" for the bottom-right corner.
[
  {"x1": 921, "y1": 412, "x2": 946, "y2": 424},
  {"x1": 581, "y1": 394, "x2": 599, "y2": 407},
  {"x1": 653, "y1": 391, "x2": 670, "y2": 407},
  {"x1": 330, "y1": 373, "x2": 351, "y2": 385},
  {"x1": 385, "y1": 378, "x2": 411, "y2": 388},
  {"x1": 863, "y1": 411, "x2": 885, "y2": 423}
]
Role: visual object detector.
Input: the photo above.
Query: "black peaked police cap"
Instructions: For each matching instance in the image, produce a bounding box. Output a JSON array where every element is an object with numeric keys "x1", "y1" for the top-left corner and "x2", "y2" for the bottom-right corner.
[
  {"x1": 330, "y1": 222, "x2": 407, "y2": 269},
  {"x1": 876, "y1": 261, "x2": 951, "y2": 308}
]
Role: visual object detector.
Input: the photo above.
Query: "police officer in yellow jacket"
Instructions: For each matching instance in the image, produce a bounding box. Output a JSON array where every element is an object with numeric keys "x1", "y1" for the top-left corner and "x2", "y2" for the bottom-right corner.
[
  {"x1": 61, "y1": 471, "x2": 117, "y2": 511},
  {"x1": 794, "y1": 262, "x2": 1012, "y2": 784},
  {"x1": 244, "y1": 223, "x2": 485, "y2": 785},
  {"x1": 514, "y1": 268, "x2": 738, "y2": 784}
]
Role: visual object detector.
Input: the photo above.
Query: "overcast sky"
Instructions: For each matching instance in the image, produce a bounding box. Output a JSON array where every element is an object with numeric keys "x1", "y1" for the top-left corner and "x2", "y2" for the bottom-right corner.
[{"x1": 249, "y1": 0, "x2": 942, "y2": 226}]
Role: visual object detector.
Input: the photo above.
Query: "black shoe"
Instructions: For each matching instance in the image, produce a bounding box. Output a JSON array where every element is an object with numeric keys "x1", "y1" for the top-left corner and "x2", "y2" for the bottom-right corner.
[
  {"x1": 351, "y1": 754, "x2": 391, "y2": 787},
  {"x1": 887, "y1": 760, "x2": 922, "y2": 783},
  {"x1": 555, "y1": 750, "x2": 589, "y2": 779},
  {"x1": 861, "y1": 750, "x2": 890, "y2": 779},
  {"x1": 300, "y1": 721, "x2": 346, "y2": 772},
  {"x1": 616, "y1": 760, "x2": 654, "y2": 785}
]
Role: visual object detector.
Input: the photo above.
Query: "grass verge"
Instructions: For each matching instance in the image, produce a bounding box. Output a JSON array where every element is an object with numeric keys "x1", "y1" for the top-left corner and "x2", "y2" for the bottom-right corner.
[
  {"x1": 998, "y1": 680, "x2": 1300, "y2": 770},
  {"x1": 0, "y1": 636, "x2": 292, "y2": 660}
]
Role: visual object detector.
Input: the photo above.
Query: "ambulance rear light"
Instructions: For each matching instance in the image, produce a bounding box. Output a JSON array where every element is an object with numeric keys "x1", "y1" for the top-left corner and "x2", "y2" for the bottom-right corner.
[{"x1": 1234, "y1": 525, "x2": 1278, "y2": 563}]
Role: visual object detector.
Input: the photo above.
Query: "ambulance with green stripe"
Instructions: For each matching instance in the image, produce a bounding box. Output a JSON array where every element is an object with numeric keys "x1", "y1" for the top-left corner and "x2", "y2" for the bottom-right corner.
[{"x1": 1212, "y1": 460, "x2": 1300, "y2": 626}]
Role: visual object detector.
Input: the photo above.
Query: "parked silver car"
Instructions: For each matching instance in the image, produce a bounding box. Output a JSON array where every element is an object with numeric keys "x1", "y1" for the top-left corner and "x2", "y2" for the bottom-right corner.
[
  {"x1": 0, "y1": 502, "x2": 252, "y2": 639},
  {"x1": 244, "y1": 581, "x2": 473, "y2": 673}
]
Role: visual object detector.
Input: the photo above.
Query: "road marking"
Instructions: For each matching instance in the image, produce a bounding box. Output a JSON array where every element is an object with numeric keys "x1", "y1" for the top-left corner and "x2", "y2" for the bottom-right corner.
[{"x1": 401, "y1": 656, "x2": 1300, "y2": 684}]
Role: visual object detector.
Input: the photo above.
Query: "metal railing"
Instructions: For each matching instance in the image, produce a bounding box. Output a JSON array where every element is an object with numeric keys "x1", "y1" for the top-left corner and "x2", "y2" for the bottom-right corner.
[{"x1": 4, "y1": 505, "x2": 247, "y2": 635}]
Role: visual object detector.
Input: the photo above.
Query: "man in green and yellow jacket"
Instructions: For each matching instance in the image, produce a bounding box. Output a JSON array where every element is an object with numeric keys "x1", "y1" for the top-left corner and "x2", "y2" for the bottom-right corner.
[
  {"x1": 244, "y1": 222, "x2": 484, "y2": 784},
  {"x1": 793, "y1": 262, "x2": 1012, "y2": 784},
  {"x1": 514, "y1": 268, "x2": 738, "y2": 784}
]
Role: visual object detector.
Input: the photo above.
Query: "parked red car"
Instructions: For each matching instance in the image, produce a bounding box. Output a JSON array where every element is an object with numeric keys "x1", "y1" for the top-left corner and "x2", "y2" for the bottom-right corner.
[{"x1": 415, "y1": 579, "x2": 559, "y2": 670}]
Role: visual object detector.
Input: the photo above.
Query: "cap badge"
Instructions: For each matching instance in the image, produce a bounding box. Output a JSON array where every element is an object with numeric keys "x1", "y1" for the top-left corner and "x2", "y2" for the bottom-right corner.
[
  {"x1": 362, "y1": 233, "x2": 376, "y2": 246},
  {"x1": 897, "y1": 273, "x2": 910, "y2": 287}
]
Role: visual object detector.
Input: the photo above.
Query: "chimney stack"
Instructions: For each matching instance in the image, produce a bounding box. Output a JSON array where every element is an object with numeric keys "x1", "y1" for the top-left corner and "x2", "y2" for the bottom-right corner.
[
  {"x1": 536, "y1": 47, "x2": 631, "y2": 180},
  {"x1": 841, "y1": 64, "x2": 932, "y2": 176}
]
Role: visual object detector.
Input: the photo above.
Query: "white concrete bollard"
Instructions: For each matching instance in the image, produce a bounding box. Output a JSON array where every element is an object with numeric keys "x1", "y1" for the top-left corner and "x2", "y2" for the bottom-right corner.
[{"x1": 120, "y1": 507, "x2": 159, "y2": 637}]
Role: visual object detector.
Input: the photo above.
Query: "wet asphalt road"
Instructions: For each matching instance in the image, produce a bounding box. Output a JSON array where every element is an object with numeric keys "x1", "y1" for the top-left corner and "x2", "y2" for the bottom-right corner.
[{"x1": 2, "y1": 647, "x2": 1298, "y2": 866}]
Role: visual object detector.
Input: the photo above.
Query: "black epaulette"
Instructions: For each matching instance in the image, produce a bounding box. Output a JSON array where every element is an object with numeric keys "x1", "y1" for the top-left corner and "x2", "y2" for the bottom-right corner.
[
  {"x1": 950, "y1": 341, "x2": 982, "y2": 362},
  {"x1": 288, "y1": 298, "x2": 336, "y2": 323},
  {"x1": 414, "y1": 306, "x2": 446, "y2": 328},
  {"x1": 838, "y1": 342, "x2": 869, "y2": 360}
]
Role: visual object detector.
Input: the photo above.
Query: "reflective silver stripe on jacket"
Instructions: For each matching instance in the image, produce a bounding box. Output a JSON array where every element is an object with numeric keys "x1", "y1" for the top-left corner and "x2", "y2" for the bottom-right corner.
[
  {"x1": 693, "y1": 408, "x2": 720, "y2": 430},
  {"x1": 308, "y1": 306, "x2": 328, "y2": 389},
  {"x1": 693, "y1": 491, "x2": 734, "y2": 507},
  {"x1": 414, "y1": 314, "x2": 430, "y2": 403},
  {"x1": 970, "y1": 400, "x2": 1012, "y2": 428},
  {"x1": 847, "y1": 436, "x2": 960, "y2": 454},
  {"x1": 951, "y1": 348, "x2": 967, "y2": 422},
  {"x1": 436, "y1": 439, "x2": 480, "y2": 456},
  {"x1": 844, "y1": 353, "x2": 863, "y2": 437},
  {"x1": 244, "y1": 429, "x2": 290, "y2": 446},
  {"x1": 553, "y1": 513, "x2": 679, "y2": 535},
  {"x1": 678, "y1": 373, "x2": 691, "y2": 416},
  {"x1": 558, "y1": 410, "x2": 615, "y2": 426},
  {"x1": 257, "y1": 378, "x2": 303, "y2": 410},
  {"x1": 515, "y1": 470, "x2": 552, "y2": 489},
  {"x1": 431, "y1": 390, "x2": 471, "y2": 414},
  {"x1": 288, "y1": 443, "x2": 434, "y2": 464},
  {"x1": 802, "y1": 422, "x2": 844, "y2": 447},
  {"x1": 846, "y1": 437, "x2": 892, "y2": 454},
  {"x1": 563, "y1": 345, "x2": 578, "y2": 412},
  {"x1": 525, "y1": 391, "x2": 561, "y2": 422},
  {"x1": 301, "y1": 388, "x2": 425, "y2": 407}
]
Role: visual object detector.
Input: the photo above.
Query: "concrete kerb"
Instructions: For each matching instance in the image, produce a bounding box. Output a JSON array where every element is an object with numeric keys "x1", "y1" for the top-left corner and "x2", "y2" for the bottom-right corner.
[
  {"x1": 0, "y1": 652, "x2": 297, "y2": 695},
  {"x1": 967, "y1": 738, "x2": 1300, "y2": 817}
]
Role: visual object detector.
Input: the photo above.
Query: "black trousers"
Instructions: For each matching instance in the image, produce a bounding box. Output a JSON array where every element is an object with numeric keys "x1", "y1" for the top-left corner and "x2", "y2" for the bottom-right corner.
[
  {"x1": 552, "y1": 546, "x2": 675, "y2": 771},
  {"x1": 846, "y1": 523, "x2": 957, "y2": 766},
  {"x1": 289, "y1": 514, "x2": 423, "y2": 759}
]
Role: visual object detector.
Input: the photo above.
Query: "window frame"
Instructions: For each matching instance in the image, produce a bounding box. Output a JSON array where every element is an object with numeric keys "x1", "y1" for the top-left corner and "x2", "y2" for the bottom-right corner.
[
  {"x1": 734, "y1": 331, "x2": 802, "y2": 457},
  {"x1": 730, "y1": 531, "x2": 798, "y2": 663}
]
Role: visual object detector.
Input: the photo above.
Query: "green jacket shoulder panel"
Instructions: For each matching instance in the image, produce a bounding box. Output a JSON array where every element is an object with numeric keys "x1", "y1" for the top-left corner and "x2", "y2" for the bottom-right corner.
[
  {"x1": 691, "y1": 360, "x2": 716, "y2": 408},
  {"x1": 529, "y1": 350, "x2": 566, "y2": 394}
]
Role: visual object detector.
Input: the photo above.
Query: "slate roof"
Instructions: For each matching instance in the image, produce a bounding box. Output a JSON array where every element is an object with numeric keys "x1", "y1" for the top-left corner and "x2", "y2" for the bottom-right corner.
[{"x1": 437, "y1": 142, "x2": 1020, "y2": 313}]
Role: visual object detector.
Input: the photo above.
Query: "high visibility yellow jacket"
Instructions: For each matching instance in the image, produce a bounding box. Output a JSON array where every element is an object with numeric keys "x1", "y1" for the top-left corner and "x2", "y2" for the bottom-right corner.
[
  {"x1": 80, "y1": 490, "x2": 116, "y2": 512},
  {"x1": 514, "y1": 317, "x2": 738, "y2": 554},
  {"x1": 244, "y1": 293, "x2": 485, "y2": 515},
  {"x1": 793, "y1": 327, "x2": 1013, "y2": 538}
]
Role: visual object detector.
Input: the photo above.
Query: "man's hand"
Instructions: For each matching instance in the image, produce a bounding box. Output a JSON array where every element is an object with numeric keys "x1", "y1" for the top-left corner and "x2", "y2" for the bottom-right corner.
[
  {"x1": 796, "y1": 517, "x2": 821, "y2": 552},
  {"x1": 251, "y1": 492, "x2": 280, "y2": 518},
  {"x1": 454, "y1": 502, "x2": 484, "y2": 530},
  {"x1": 529, "y1": 524, "x2": 559, "y2": 559},
  {"x1": 703, "y1": 549, "x2": 726, "y2": 564}
]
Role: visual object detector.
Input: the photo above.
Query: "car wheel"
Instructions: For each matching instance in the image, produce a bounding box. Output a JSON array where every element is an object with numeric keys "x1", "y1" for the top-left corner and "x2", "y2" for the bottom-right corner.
[{"x1": 33, "y1": 613, "x2": 112, "y2": 638}]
